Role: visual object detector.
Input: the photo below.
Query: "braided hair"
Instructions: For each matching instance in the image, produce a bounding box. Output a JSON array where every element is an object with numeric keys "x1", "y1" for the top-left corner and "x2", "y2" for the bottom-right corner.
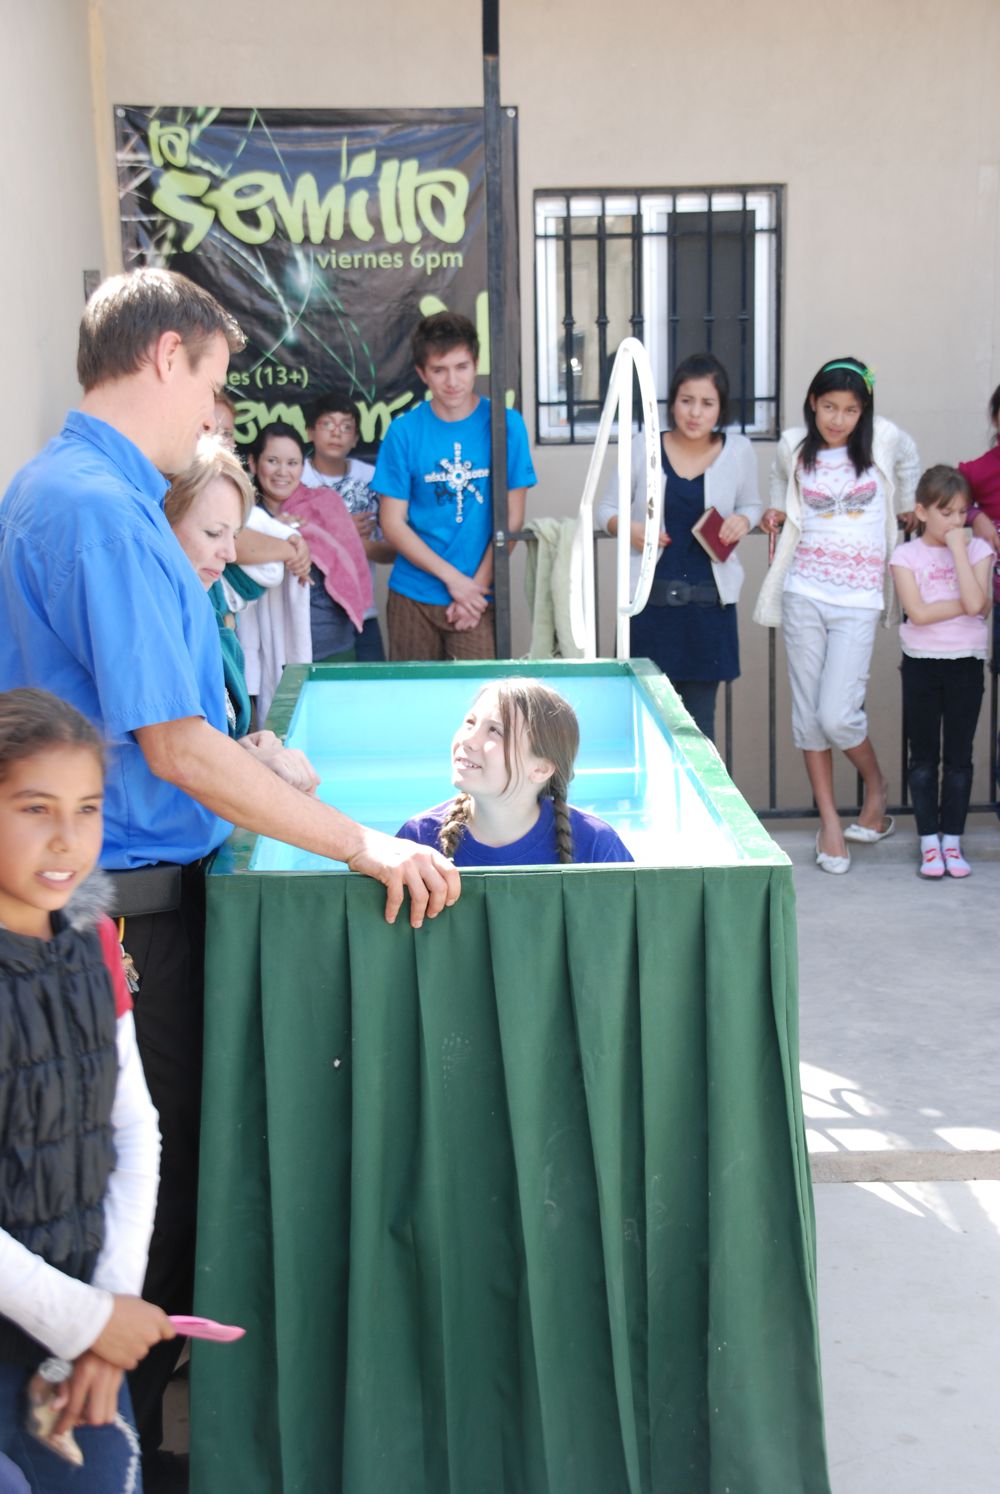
[
  {"x1": 441, "y1": 679, "x2": 580, "y2": 864},
  {"x1": 438, "y1": 791, "x2": 474, "y2": 859}
]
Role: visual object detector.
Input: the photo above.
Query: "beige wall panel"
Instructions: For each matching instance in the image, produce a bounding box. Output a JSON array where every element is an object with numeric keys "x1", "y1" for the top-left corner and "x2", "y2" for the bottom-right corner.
[
  {"x1": 0, "y1": 1, "x2": 104, "y2": 487},
  {"x1": 87, "y1": 0, "x2": 1000, "y2": 811}
]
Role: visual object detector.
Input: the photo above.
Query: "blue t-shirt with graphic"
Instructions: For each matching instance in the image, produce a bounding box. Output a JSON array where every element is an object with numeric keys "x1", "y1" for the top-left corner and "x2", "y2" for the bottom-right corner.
[{"x1": 373, "y1": 397, "x2": 536, "y2": 605}]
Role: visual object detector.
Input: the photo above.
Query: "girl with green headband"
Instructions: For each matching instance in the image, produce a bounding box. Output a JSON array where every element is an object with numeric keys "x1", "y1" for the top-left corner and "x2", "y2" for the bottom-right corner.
[{"x1": 753, "y1": 356, "x2": 919, "y2": 874}]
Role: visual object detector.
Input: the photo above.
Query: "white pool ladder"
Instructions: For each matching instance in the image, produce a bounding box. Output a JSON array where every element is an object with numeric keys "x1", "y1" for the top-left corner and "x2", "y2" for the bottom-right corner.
[{"x1": 570, "y1": 337, "x2": 663, "y2": 660}]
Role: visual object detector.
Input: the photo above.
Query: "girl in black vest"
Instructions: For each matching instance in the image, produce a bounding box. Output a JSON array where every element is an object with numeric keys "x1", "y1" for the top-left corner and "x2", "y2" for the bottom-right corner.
[{"x1": 0, "y1": 690, "x2": 171, "y2": 1493}]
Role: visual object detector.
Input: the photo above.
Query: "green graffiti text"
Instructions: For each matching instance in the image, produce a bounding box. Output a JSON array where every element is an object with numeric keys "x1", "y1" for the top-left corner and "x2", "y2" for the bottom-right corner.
[{"x1": 151, "y1": 144, "x2": 470, "y2": 254}]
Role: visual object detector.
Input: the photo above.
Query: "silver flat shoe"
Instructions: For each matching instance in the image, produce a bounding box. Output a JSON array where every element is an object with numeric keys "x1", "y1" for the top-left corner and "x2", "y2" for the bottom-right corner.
[
  {"x1": 815, "y1": 832, "x2": 851, "y2": 874},
  {"x1": 844, "y1": 816, "x2": 895, "y2": 844}
]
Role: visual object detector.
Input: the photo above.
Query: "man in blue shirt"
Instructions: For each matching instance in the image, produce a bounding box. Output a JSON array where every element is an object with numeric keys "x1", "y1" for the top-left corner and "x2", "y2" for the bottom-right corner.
[
  {"x1": 0, "y1": 269, "x2": 459, "y2": 1483},
  {"x1": 375, "y1": 311, "x2": 537, "y2": 660}
]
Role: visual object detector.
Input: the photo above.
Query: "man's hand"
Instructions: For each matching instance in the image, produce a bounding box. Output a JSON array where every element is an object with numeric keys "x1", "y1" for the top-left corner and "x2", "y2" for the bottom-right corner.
[
  {"x1": 347, "y1": 829, "x2": 461, "y2": 928},
  {"x1": 240, "y1": 731, "x2": 321, "y2": 795},
  {"x1": 759, "y1": 508, "x2": 786, "y2": 535},
  {"x1": 52, "y1": 1354, "x2": 123, "y2": 1435},
  {"x1": 89, "y1": 1294, "x2": 174, "y2": 1371}
]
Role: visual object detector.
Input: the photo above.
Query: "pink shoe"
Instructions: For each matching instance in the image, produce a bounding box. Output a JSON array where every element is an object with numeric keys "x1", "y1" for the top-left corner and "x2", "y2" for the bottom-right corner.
[
  {"x1": 943, "y1": 847, "x2": 971, "y2": 878},
  {"x1": 920, "y1": 847, "x2": 945, "y2": 879}
]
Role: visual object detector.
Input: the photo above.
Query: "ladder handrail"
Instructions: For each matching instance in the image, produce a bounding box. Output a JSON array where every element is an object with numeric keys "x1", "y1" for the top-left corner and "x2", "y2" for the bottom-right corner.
[{"x1": 571, "y1": 338, "x2": 663, "y2": 659}]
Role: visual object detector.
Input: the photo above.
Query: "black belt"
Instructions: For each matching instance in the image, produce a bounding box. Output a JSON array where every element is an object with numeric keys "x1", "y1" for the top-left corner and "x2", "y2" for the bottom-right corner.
[
  {"x1": 106, "y1": 863, "x2": 188, "y2": 918},
  {"x1": 648, "y1": 579, "x2": 722, "y2": 608}
]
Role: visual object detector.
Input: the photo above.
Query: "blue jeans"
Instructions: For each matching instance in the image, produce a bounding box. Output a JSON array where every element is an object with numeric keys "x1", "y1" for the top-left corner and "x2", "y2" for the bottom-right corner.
[
  {"x1": 0, "y1": 1366, "x2": 142, "y2": 1494},
  {"x1": 354, "y1": 615, "x2": 386, "y2": 662}
]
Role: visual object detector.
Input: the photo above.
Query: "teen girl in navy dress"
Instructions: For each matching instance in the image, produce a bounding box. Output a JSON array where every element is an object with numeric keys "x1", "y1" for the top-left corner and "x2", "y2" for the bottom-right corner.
[{"x1": 596, "y1": 353, "x2": 762, "y2": 741}]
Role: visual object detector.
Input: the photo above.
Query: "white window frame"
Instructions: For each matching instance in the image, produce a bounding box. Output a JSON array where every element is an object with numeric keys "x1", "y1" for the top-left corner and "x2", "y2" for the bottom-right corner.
[{"x1": 534, "y1": 187, "x2": 782, "y2": 444}]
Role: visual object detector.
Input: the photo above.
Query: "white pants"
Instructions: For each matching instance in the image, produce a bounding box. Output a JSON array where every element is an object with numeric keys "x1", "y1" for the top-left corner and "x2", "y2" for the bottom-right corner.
[{"x1": 781, "y1": 591, "x2": 880, "y2": 751}]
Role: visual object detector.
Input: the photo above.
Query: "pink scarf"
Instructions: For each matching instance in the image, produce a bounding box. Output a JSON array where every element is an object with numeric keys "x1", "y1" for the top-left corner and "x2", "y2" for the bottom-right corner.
[{"x1": 278, "y1": 483, "x2": 373, "y2": 630}]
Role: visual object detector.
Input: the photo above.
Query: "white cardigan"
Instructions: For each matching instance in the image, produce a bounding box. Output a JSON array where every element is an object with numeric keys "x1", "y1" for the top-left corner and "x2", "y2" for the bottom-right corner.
[
  {"x1": 752, "y1": 416, "x2": 920, "y2": 629},
  {"x1": 596, "y1": 431, "x2": 762, "y2": 605}
]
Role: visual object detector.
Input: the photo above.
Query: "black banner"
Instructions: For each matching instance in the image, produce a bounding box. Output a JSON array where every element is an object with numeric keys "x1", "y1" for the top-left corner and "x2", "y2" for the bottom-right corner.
[{"x1": 115, "y1": 106, "x2": 520, "y2": 453}]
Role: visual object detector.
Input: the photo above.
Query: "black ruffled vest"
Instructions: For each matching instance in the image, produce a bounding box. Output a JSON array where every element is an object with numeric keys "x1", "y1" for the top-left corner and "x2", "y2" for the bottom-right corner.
[{"x1": 0, "y1": 909, "x2": 118, "y2": 1365}]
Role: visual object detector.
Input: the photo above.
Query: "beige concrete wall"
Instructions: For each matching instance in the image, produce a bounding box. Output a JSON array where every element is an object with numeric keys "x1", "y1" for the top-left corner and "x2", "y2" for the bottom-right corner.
[
  {"x1": 0, "y1": 1, "x2": 105, "y2": 484},
  {"x1": 31, "y1": 0, "x2": 1000, "y2": 808}
]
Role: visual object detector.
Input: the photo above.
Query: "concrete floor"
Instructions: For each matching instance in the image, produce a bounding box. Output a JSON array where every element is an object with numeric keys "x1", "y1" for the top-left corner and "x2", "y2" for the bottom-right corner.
[{"x1": 774, "y1": 819, "x2": 1000, "y2": 1494}]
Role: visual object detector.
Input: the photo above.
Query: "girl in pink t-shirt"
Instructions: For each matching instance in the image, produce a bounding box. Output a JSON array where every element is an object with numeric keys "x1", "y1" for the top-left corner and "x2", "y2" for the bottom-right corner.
[{"x1": 890, "y1": 466, "x2": 994, "y2": 878}]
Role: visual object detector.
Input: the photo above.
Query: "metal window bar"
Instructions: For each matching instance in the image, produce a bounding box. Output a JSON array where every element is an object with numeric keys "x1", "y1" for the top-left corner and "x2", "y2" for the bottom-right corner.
[
  {"x1": 629, "y1": 205, "x2": 645, "y2": 343},
  {"x1": 535, "y1": 187, "x2": 781, "y2": 443},
  {"x1": 561, "y1": 212, "x2": 576, "y2": 443},
  {"x1": 739, "y1": 191, "x2": 750, "y2": 432}
]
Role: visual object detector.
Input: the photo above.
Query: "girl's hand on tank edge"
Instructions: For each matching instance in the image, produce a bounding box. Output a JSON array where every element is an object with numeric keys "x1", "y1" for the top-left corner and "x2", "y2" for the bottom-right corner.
[
  {"x1": 718, "y1": 513, "x2": 751, "y2": 546},
  {"x1": 348, "y1": 830, "x2": 461, "y2": 928},
  {"x1": 760, "y1": 508, "x2": 785, "y2": 534},
  {"x1": 89, "y1": 1295, "x2": 174, "y2": 1371},
  {"x1": 53, "y1": 1354, "x2": 123, "y2": 1435}
]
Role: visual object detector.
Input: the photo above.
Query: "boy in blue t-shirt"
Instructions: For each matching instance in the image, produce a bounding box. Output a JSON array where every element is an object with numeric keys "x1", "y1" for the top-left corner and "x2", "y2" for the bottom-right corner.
[{"x1": 374, "y1": 311, "x2": 537, "y2": 660}]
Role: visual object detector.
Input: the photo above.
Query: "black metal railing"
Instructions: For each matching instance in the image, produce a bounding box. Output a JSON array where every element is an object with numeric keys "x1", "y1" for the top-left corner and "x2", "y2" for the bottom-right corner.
[{"x1": 502, "y1": 528, "x2": 1000, "y2": 820}]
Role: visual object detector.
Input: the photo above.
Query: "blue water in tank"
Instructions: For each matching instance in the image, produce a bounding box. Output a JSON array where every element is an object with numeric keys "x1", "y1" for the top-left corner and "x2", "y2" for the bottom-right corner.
[{"x1": 248, "y1": 672, "x2": 752, "y2": 871}]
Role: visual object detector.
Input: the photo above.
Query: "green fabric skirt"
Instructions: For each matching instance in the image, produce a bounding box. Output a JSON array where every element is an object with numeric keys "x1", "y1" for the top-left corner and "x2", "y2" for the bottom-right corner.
[{"x1": 191, "y1": 864, "x2": 829, "y2": 1494}]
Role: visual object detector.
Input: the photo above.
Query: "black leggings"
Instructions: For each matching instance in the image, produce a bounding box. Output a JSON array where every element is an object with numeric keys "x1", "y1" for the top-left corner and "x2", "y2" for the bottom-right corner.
[{"x1": 902, "y1": 654, "x2": 984, "y2": 836}]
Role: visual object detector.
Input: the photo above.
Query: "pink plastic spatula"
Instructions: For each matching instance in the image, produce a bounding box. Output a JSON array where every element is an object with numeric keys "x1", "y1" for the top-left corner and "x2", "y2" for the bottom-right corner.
[{"x1": 169, "y1": 1315, "x2": 245, "y2": 1343}]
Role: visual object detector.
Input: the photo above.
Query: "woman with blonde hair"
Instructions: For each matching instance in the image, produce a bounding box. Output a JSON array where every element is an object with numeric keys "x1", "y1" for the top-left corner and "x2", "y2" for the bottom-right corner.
[{"x1": 165, "y1": 437, "x2": 319, "y2": 794}]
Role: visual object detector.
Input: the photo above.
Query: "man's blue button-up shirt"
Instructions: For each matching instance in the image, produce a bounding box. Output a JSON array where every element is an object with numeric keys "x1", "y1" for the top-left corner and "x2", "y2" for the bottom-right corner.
[{"x1": 0, "y1": 412, "x2": 232, "y2": 868}]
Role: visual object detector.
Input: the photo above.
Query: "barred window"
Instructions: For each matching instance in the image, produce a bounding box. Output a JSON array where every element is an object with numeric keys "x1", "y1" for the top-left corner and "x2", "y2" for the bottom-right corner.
[{"x1": 534, "y1": 186, "x2": 782, "y2": 443}]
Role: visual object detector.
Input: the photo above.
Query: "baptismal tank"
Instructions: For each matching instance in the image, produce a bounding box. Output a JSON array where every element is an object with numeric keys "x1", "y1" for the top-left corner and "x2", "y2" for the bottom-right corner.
[{"x1": 192, "y1": 660, "x2": 830, "y2": 1494}]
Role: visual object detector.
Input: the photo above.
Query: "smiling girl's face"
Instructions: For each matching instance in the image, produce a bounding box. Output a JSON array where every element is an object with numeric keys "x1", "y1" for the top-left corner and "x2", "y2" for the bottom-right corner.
[
  {"x1": 450, "y1": 686, "x2": 553, "y2": 806},
  {"x1": 0, "y1": 744, "x2": 104, "y2": 937},
  {"x1": 171, "y1": 476, "x2": 243, "y2": 588},
  {"x1": 250, "y1": 435, "x2": 304, "y2": 512}
]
